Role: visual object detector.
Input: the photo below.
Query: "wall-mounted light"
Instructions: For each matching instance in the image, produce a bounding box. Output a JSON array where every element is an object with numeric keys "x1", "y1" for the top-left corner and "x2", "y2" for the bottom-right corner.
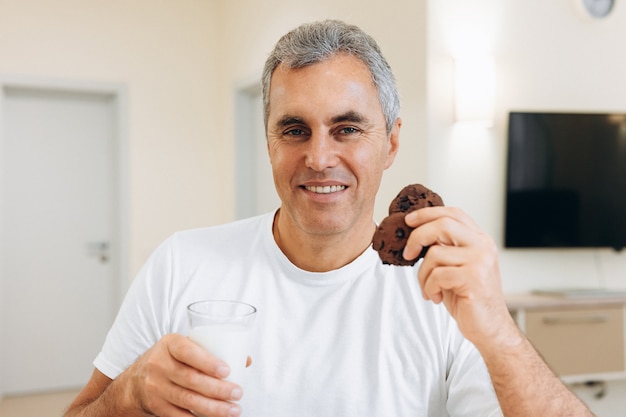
[{"x1": 454, "y1": 55, "x2": 495, "y2": 126}]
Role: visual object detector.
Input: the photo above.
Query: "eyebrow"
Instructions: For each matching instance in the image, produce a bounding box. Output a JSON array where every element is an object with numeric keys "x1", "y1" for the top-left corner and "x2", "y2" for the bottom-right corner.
[
  {"x1": 276, "y1": 111, "x2": 367, "y2": 126},
  {"x1": 275, "y1": 115, "x2": 305, "y2": 128},
  {"x1": 331, "y1": 111, "x2": 367, "y2": 125},
  {"x1": 273, "y1": 111, "x2": 369, "y2": 129}
]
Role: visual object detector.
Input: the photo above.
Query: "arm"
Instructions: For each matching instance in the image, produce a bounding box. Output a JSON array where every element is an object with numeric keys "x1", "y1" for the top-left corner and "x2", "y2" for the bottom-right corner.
[
  {"x1": 64, "y1": 334, "x2": 242, "y2": 417},
  {"x1": 479, "y1": 320, "x2": 593, "y2": 416},
  {"x1": 404, "y1": 207, "x2": 594, "y2": 417}
]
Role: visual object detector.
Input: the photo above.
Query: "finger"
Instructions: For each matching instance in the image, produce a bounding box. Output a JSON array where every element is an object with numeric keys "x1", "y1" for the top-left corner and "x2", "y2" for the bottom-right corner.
[
  {"x1": 139, "y1": 379, "x2": 196, "y2": 417},
  {"x1": 405, "y1": 206, "x2": 481, "y2": 232},
  {"x1": 418, "y1": 242, "x2": 498, "y2": 302},
  {"x1": 417, "y1": 245, "x2": 467, "y2": 300},
  {"x1": 421, "y1": 265, "x2": 468, "y2": 304},
  {"x1": 417, "y1": 244, "x2": 466, "y2": 280},
  {"x1": 170, "y1": 336, "x2": 231, "y2": 379},
  {"x1": 162, "y1": 382, "x2": 241, "y2": 417},
  {"x1": 403, "y1": 215, "x2": 475, "y2": 261},
  {"x1": 246, "y1": 356, "x2": 252, "y2": 368},
  {"x1": 168, "y1": 361, "x2": 242, "y2": 403}
]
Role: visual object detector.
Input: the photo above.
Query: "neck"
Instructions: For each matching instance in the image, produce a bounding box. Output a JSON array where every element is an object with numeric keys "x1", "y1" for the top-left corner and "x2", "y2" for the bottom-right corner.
[{"x1": 272, "y1": 209, "x2": 376, "y2": 272}]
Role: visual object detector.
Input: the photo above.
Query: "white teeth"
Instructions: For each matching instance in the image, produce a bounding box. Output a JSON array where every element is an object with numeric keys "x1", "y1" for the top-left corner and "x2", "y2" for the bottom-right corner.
[{"x1": 305, "y1": 185, "x2": 346, "y2": 194}]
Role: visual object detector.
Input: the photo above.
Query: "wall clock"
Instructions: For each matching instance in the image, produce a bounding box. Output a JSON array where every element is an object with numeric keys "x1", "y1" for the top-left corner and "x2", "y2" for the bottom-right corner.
[{"x1": 582, "y1": 0, "x2": 615, "y2": 18}]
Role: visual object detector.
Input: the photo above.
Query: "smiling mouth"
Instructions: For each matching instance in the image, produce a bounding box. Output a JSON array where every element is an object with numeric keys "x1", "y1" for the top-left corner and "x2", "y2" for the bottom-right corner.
[{"x1": 304, "y1": 185, "x2": 347, "y2": 194}]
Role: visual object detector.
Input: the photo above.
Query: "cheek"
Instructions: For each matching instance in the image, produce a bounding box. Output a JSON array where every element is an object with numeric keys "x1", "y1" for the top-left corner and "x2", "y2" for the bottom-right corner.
[
  {"x1": 267, "y1": 141, "x2": 282, "y2": 167},
  {"x1": 268, "y1": 145, "x2": 287, "y2": 168},
  {"x1": 353, "y1": 143, "x2": 390, "y2": 169},
  {"x1": 350, "y1": 144, "x2": 391, "y2": 187},
  {"x1": 269, "y1": 147, "x2": 297, "y2": 182}
]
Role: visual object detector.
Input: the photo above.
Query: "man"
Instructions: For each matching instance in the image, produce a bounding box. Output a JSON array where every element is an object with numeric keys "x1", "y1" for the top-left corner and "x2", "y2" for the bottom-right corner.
[{"x1": 65, "y1": 20, "x2": 593, "y2": 417}]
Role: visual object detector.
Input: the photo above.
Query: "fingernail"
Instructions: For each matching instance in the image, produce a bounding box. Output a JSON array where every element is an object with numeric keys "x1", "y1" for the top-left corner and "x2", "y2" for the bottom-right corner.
[
  {"x1": 231, "y1": 387, "x2": 243, "y2": 401},
  {"x1": 228, "y1": 404, "x2": 242, "y2": 417},
  {"x1": 217, "y1": 364, "x2": 230, "y2": 378}
]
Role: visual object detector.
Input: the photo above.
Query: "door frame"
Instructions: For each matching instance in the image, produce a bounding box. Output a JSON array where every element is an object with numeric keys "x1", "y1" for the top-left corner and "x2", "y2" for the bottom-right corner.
[
  {"x1": 0, "y1": 76, "x2": 130, "y2": 399},
  {"x1": 235, "y1": 80, "x2": 281, "y2": 219},
  {"x1": 234, "y1": 81, "x2": 263, "y2": 220}
]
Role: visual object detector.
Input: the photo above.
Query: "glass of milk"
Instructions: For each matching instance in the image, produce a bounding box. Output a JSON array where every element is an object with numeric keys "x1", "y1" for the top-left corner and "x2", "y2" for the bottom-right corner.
[{"x1": 187, "y1": 300, "x2": 257, "y2": 387}]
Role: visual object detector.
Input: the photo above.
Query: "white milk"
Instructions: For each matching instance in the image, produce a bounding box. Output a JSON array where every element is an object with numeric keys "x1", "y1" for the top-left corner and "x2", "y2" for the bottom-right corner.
[{"x1": 189, "y1": 324, "x2": 251, "y2": 385}]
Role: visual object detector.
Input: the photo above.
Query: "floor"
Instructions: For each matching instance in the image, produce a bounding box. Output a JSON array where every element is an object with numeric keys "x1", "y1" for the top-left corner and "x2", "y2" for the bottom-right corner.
[
  {"x1": 0, "y1": 390, "x2": 79, "y2": 417},
  {"x1": 0, "y1": 385, "x2": 622, "y2": 417}
]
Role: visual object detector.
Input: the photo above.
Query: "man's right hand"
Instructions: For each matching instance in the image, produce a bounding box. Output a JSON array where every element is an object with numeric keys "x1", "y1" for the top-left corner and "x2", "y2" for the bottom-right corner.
[{"x1": 65, "y1": 334, "x2": 243, "y2": 417}]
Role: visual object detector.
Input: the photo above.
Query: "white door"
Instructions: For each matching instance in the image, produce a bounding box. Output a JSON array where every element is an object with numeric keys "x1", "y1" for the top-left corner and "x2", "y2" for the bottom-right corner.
[
  {"x1": 0, "y1": 86, "x2": 119, "y2": 395},
  {"x1": 235, "y1": 87, "x2": 280, "y2": 219}
]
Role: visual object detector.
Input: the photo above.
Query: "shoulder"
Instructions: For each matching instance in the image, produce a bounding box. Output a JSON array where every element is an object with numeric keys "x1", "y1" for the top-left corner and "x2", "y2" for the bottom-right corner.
[
  {"x1": 167, "y1": 212, "x2": 274, "y2": 252},
  {"x1": 134, "y1": 212, "x2": 275, "y2": 284}
]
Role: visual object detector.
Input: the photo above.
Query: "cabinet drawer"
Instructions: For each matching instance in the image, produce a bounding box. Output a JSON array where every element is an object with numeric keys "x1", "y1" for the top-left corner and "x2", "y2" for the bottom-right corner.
[{"x1": 525, "y1": 306, "x2": 625, "y2": 376}]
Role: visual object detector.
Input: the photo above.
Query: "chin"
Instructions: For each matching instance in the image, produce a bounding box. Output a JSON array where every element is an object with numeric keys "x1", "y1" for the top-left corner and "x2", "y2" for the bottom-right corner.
[{"x1": 300, "y1": 214, "x2": 348, "y2": 236}]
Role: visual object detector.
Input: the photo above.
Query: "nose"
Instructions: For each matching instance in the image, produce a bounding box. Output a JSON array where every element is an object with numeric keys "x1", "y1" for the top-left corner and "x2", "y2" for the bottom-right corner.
[{"x1": 304, "y1": 132, "x2": 340, "y2": 172}]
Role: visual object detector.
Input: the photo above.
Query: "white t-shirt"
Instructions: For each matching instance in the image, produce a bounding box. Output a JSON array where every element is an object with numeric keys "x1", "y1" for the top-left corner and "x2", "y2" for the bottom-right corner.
[{"x1": 95, "y1": 212, "x2": 502, "y2": 417}]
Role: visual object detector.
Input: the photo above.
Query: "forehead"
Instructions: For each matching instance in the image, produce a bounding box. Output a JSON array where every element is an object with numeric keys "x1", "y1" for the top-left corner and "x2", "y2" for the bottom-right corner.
[{"x1": 267, "y1": 54, "x2": 382, "y2": 123}]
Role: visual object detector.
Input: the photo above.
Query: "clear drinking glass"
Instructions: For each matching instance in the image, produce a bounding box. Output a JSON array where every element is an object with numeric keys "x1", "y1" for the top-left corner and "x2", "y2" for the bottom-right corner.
[{"x1": 187, "y1": 300, "x2": 257, "y2": 387}]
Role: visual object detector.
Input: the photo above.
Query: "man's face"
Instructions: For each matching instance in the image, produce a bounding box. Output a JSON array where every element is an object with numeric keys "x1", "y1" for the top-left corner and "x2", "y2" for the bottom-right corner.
[{"x1": 266, "y1": 53, "x2": 400, "y2": 237}]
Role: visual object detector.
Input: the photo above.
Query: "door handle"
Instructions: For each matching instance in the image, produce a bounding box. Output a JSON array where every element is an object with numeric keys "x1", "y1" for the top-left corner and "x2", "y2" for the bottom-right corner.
[
  {"x1": 86, "y1": 241, "x2": 110, "y2": 263},
  {"x1": 542, "y1": 315, "x2": 609, "y2": 325}
]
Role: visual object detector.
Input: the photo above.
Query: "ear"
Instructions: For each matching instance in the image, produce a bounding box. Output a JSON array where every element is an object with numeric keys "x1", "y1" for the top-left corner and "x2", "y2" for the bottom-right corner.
[{"x1": 384, "y1": 117, "x2": 401, "y2": 169}]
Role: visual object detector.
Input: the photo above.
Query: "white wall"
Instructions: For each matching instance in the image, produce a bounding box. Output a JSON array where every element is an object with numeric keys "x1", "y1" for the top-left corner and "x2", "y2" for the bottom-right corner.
[
  {"x1": 0, "y1": 1, "x2": 427, "y2": 397},
  {"x1": 0, "y1": 0, "x2": 223, "y2": 277},
  {"x1": 0, "y1": 0, "x2": 428, "y2": 276},
  {"x1": 1, "y1": 0, "x2": 625, "y2": 411},
  {"x1": 427, "y1": 1, "x2": 626, "y2": 414},
  {"x1": 0, "y1": 2, "x2": 224, "y2": 397},
  {"x1": 427, "y1": 0, "x2": 626, "y2": 294},
  {"x1": 2, "y1": 0, "x2": 622, "y2": 310},
  {"x1": 216, "y1": 0, "x2": 428, "y2": 224}
]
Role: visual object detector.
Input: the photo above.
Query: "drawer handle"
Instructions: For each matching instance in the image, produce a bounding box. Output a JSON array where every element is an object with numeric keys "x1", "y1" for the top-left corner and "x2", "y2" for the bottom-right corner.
[{"x1": 542, "y1": 315, "x2": 609, "y2": 325}]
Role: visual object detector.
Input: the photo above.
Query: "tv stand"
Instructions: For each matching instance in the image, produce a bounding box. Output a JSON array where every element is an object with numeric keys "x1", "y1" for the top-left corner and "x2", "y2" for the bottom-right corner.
[{"x1": 506, "y1": 291, "x2": 626, "y2": 384}]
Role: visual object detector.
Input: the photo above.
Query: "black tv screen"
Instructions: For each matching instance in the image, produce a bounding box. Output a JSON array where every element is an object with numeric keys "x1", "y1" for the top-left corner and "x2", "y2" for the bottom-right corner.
[{"x1": 505, "y1": 111, "x2": 626, "y2": 250}]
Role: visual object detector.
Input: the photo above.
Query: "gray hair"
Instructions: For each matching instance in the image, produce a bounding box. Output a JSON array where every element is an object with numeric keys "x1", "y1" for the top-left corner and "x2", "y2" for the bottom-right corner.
[{"x1": 261, "y1": 20, "x2": 400, "y2": 134}]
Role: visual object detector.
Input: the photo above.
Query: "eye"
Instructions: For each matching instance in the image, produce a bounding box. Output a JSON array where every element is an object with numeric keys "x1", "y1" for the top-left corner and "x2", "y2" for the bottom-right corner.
[
  {"x1": 339, "y1": 126, "x2": 360, "y2": 135},
  {"x1": 284, "y1": 128, "x2": 307, "y2": 137}
]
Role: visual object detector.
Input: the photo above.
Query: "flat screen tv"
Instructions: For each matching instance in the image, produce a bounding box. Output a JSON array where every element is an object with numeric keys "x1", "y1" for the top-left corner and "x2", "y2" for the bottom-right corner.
[{"x1": 505, "y1": 111, "x2": 626, "y2": 250}]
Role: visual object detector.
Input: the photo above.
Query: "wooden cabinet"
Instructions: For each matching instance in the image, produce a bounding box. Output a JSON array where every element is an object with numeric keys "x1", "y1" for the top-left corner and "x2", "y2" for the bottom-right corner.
[{"x1": 507, "y1": 293, "x2": 626, "y2": 384}]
